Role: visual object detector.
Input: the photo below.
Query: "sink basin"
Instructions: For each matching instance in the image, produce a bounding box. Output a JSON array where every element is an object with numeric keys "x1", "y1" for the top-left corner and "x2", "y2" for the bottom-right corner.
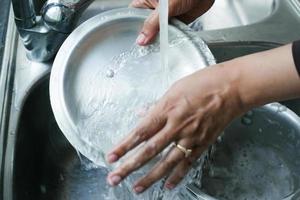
[
  {"x1": 13, "y1": 79, "x2": 113, "y2": 200},
  {"x1": 9, "y1": 41, "x2": 300, "y2": 200},
  {"x1": 2, "y1": 0, "x2": 300, "y2": 199},
  {"x1": 191, "y1": 0, "x2": 276, "y2": 31}
]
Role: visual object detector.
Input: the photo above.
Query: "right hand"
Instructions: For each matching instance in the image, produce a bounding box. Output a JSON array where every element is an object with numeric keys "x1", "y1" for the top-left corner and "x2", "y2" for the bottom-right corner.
[
  {"x1": 107, "y1": 63, "x2": 245, "y2": 192},
  {"x1": 130, "y1": 0, "x2": 215, "y2": 45}
]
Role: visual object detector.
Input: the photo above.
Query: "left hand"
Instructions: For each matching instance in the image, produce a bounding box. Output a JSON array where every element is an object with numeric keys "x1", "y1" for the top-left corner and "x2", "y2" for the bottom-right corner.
[
  {"x1": 130, "y1": 0, "x2": 214, "y2": 45},
  {"x1": 105, "y1": 64, "x2": 245, "y2": 193}
]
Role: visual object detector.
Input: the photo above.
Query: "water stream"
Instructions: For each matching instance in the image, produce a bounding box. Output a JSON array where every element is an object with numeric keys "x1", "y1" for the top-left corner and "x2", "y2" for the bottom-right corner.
[{"x1": 159, "y1": 0, "x2": 170, "y2": 88}]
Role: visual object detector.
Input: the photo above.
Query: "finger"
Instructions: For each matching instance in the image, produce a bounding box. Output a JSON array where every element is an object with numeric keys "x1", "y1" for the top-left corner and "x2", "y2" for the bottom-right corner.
[
  {"x1": 136, "y1": 9, "x2": 159, "y2": 46},
  {"x1": 132, "y1": 139, "x2": 194, "y2": 193},
  {"x1": 164, "y1": 146, "x2": 206, "y2": 190},
  {"x1": 107, "y1": 111, "x2": 166, "y2": 163},
  {"x1": 107, "y1": 122, "x2": 177, "y2": 186}
]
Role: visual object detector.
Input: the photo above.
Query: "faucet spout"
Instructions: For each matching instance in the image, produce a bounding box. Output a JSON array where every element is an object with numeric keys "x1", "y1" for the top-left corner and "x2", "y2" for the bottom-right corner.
[{"x1": 12, "y1": 0, "x2": 95, "y2": 62}]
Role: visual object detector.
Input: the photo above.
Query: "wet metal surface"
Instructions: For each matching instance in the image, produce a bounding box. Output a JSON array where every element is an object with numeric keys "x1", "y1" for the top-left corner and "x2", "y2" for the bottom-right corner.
[{"x1": 50, "y1": 8, "x2": 215, "y2": 166}]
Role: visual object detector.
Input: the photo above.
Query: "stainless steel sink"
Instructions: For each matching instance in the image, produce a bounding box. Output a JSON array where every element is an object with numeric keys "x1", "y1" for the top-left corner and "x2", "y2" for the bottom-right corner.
[
  {"x1": 7, "y1": 41, "x2": 300, "y2": 200},
  {"x1": 81, "y1": 0, "x2": 277, "y2": 31},
  {"x1": 191, "y1": 0, "x2": 276, "y2": 31},
  {"x1": 2, "y1": 0, "x2": 300, "y2": 200}
]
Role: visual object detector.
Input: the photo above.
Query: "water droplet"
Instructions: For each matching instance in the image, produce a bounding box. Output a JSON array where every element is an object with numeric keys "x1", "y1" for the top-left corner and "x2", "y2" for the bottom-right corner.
[
  {"x1": 217, "y1": 136, "x2": 223, "y2": 143},
  {"x1": 241, "y1": 116, "x2": 252, "y2": 126},
  {"x1": 278, "y1": 106, "x2": 287, "y2": 112},
  {"x1": 106, "y1": 69, "x2": 115, "y2": 78},
  {"x1": 40, "y1": 185, "x2": 47, "y2": 194}
]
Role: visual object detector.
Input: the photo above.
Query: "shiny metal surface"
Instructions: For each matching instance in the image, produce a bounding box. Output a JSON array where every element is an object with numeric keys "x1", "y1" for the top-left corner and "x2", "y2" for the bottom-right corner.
[
  {"x1": 50, "y1": 8, "x2": 216, "y2": 166},
  {"x1": 11, "y1": 0, "x2": 133, "y2": 62},
  {"x1": 10, "y1": 0, "x2": 300, "y2": 62},
  {"x1": 2, "y1": 0, "x2": 300, "y2": 200},
  {"x1": 10, "y1": 79, "x2": 300, "y2": 200},
  {"x1": 199, "y1": 103, "x2": 300, "y2": 199},
  {"x1": 191, "y1": 0, "x2": 276, "y2": 31},
  {"x1": 197, "y1": 0, "x2": 300, "y2": 44}
]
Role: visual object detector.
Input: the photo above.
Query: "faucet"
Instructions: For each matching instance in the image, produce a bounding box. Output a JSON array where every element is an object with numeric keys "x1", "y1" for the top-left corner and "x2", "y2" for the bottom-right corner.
[{"x1": 12, "y1": 0, "x2": 94, "y2": 62}]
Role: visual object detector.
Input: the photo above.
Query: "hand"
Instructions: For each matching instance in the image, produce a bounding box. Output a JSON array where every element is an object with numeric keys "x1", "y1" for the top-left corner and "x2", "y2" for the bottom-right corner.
[
  {"x1": 106, "y1": 44, "x2": 300, "y2": 193},
  {"x1": 106, "y1": 64, "x2": 245, "y2": 193},
  {"x1": 131, "y1": 0, "x2": 214, "y2": 45}
]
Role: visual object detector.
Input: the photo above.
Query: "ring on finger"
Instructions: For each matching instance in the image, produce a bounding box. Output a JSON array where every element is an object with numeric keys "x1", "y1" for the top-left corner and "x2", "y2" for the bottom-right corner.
[{"x1": 173, "y1": 143, "x2": 192, "y2": 158}]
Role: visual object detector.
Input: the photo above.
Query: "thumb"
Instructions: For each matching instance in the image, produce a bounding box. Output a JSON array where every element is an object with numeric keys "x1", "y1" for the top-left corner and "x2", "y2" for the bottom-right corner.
[{"x1": 136, "y1": 9, "x2": 159, "y2": 46}]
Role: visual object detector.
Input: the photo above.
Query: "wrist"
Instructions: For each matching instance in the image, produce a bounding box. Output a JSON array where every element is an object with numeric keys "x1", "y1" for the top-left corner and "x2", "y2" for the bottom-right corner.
[
  {"x1": 206, "y1": 62, "x2": 248, "y2": 115},
  {"x1": 217, "y1": 57, "x2": 268, "y2": 112}
]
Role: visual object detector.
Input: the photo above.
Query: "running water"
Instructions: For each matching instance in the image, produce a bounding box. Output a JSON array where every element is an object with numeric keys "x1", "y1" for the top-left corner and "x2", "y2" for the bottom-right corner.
[
  {"x1": 159, "y1": 0, "x2": 170, "y2": 88},
  {"x1": 71, "y1": 3, "x2": 300, "y2": 199}
]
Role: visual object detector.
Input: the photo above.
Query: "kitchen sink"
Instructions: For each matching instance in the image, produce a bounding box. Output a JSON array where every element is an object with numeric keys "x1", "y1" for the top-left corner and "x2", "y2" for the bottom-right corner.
[
  {"x1": 2, "y1": 0, "x2": 300, "y2": 200},
  {"x1": 7, "y1": 41, "x2": 300, "y2": 200}
]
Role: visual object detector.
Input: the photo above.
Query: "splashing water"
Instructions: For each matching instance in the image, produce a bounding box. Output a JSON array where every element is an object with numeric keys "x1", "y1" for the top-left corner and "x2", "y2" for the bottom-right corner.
[{"x1": 74, "y1": 0, "x2": 207, "y2": 199}]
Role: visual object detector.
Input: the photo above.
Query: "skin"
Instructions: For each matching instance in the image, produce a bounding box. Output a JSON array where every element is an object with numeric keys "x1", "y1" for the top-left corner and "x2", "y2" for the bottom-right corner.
[
  {"x1": 106, "y1": 0, "x2": 300, "y2": 194},
  {"x1": 131, "y1": 0, "x2": 215, "y2": 45}
]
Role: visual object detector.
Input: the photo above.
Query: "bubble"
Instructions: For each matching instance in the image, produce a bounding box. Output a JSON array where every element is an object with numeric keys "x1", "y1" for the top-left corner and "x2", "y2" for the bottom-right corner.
[
  {"x1": 217, "y1": 136, "x2": 223, "y2": 143},
  {"x1": 241, "y1": 116, "x2": 253, "y2": 126},
  {"x1": 106, "y1": 69, "x2": 115, "y2": 78}
]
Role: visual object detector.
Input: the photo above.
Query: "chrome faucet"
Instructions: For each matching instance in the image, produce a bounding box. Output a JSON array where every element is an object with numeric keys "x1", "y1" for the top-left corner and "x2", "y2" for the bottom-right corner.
[{"x1": 12, "y1": 0, "x2": 94, "y2": 62}]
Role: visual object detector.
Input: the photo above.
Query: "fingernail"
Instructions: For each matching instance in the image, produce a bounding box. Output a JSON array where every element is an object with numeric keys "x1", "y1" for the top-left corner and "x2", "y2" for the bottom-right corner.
[
  {"x1": 165, "y1": 183, "x2": 175, "y2": 190},
  {"x1": 108, "y1": 175, "x2": 121, "y2": 186},
  {"x1": 136, "y1": 33, "x2": 147, "y2": 45},
  {"x1": 107, "y1": 154, "x2": 118, "y2": 163},
  {"x1": 134, "y1": 186, "x2": 145, "y2": 193}
]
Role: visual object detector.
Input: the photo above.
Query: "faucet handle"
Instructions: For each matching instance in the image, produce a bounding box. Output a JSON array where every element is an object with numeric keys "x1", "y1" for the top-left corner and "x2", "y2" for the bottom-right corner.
[
  {"x1": 42, "y1": 3, "x2": 76, "y2": 33},
  {"x1": 42, "y1": 0, "x2": 94, "y2": 33},
  {"x1": 12, "y1": 0, "x2": 94, "y2": 62}
]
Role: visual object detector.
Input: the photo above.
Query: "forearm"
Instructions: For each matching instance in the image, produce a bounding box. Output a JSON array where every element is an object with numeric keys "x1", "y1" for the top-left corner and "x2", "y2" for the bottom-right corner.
[{"x1": 222, "y1": 44, "x2": 300, "y2": 110}]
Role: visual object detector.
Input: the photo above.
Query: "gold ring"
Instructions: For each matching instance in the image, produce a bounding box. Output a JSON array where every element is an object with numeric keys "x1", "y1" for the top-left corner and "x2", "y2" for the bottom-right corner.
[{"x1": 175, "y1": 143, "x2": 192, "y2": 158}]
